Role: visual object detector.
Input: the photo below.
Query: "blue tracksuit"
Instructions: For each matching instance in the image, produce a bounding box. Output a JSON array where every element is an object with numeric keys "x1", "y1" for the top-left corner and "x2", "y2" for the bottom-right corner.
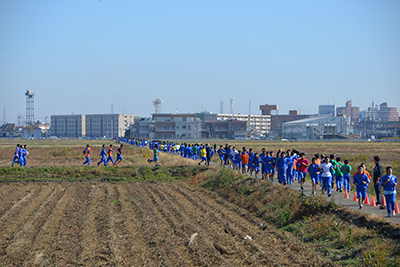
[
  {"x1": 276, "y1": 157, "x2": 288, "y2": 184},
  {"x1": 248, "y1": 152, "x2": 255, "y2": 169},
  {"x1": 266, "y1": 156, "x2": 274, "y2": 173},
  {"x1": 343, "y1": 173, "x2": 351, "y2": 192},
  {"x1": 308, "y1": 164, "x2": 320, "y2": 184},
  {"x1": 260, "y1": 154, "x2": 266, "y2": 174},
  {"x1": 98, "y1": 148, "x2": 107, "y2": 166},
  {"x1": 20, "y1": 148, "x2": 27, "y2": 166},
  {"x1": 217, "y1": 149, "x2": 226, "y2": 163},
  {"x1": 285, "y1": 156, "x2": 294, "y2": 184},
  {"x1": 235, "y1": 153, "x2": 241, "y2": 168},
  {"x1": 354, "y1": 173, "x2": 370, "y2": 200},
  {"x1": 12, "y1": 147, "x2": 20, "y2": 166},
  {"x1": 381, "y1": 174, "x2": 397, "y2": 216},
  {"x1": 253, "y1": 157, "x2": 260, "y2": 173}
]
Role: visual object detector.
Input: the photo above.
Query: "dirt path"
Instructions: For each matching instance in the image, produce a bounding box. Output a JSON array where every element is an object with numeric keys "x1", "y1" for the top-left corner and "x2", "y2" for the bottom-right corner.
[{"x1": 0, "y1": 181, "x2": 333, "y2": 266}]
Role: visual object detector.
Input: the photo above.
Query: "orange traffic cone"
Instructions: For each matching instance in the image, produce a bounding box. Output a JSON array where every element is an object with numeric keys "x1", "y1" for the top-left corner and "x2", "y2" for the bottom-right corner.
[
  {"x1": 395, "y1": 203, "x2": 400, "y2": 214},
  {"x1": 364, "y1": 194, "x2": 370, "y2": 205},
  {"x1": 370, "y1": 196, "x2": 376, "y2": 207},
  {"x1": 353, "y1": 192, "x2": 357, "y2": 201},
  {"x1": 344, "y1": 190, "x2": 349, "y2": 199},
  {"x1": 381, "y1": 195, "x2": 386, "y2": 207}
]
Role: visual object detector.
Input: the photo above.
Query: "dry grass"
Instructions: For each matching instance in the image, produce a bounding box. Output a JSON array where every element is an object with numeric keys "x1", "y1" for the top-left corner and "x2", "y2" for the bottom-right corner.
[
  {"x1": 0, "y1": 141, "x2": 200, "y2": 168},
  {"x1": 196, "y1": 171, "x2": 400, "y2": 266}
]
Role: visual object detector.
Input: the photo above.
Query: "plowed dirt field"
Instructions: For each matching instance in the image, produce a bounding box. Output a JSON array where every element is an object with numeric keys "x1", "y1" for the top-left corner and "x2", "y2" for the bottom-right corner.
[{"x1": 0, "y1": 181, "x2": 331, "y2": 266}]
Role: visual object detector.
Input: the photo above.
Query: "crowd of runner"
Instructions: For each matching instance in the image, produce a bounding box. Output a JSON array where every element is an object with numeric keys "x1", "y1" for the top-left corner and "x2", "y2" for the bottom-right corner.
[
  {"x1": 10, "y1": 138, "x2": 398, "y2": 218},
  {"x1": 127, "y1": 139, "x2": 397, "y2": 218}
]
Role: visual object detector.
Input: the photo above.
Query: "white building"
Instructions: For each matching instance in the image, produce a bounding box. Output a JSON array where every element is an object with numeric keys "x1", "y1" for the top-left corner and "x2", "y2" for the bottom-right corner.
[
  {"x1": 50, "y1": 114, "x2": 134, "y2": 138},
  {"x1": 85, "y1": 114, "x2": 134, "y2": 138},
  {"x1": 282, "y1": 115, "x2": 352, "y2": 140}
]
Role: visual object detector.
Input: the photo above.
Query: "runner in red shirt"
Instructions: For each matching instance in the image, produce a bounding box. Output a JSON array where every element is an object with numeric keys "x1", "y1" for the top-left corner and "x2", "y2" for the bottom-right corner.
[{"x1": 297, "y1": 153, "x2": 310, "y2": 190}]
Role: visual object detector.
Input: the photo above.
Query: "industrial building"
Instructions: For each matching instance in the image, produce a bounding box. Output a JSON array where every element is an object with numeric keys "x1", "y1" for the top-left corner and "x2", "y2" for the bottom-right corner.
[
  {"x1": 259, "y1": 104, "x2": 315, "y2": 136},
  {"x1": 282, "y1": 115, "x2": 352, "y2": 140}
]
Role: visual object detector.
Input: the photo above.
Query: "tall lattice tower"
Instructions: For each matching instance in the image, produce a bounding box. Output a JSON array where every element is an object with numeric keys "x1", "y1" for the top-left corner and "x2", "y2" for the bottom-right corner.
[
  {"x1": 153, "y1": 98, "x2": 163, "y2": 114},
  {"x1": 25, "y1": 90, "x2": 35, "y2": 125},
  {"x1": 230, "y1": 99, "x2": 234, "y2": 114}
]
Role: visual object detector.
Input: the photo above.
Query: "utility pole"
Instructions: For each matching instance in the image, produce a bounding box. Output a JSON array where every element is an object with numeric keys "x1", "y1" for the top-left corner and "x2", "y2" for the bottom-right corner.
[
  {"x1": 249, "y1": 100, "x2": 252, "y2": 115},
  {"x1": 17, "y1": 113, "x2": 21, "y2": 126},
  {"x1": 372, "y1": 101, "x2": 374, "y2": 133},
  {"x1": 2, "y1": 105, "x2": 6, "y2": 125}
]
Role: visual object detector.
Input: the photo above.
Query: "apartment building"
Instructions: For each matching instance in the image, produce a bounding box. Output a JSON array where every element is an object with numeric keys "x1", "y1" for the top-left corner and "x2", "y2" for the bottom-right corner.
[
  {"x1": 205, "y1": 113, "x2": 270, "y2": 136},
  {"x1": 50, "y1": 115, "x2": 86, "y2": 137},
  {"x1": 50, "y1": 114, "x2": 134, "y2": 138},
  {"x1": 130, "y1": 112, "x2": 248, "y2": 140},
  {"x1": 336, "y1": 100, "x2": 360, "y2": 123},
  {"x1": 85, "y1": 114, "x2": 134, "y2": 138}
]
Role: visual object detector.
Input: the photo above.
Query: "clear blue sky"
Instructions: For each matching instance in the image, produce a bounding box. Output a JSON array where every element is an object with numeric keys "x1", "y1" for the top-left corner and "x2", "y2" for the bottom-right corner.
[{"x1": 1, "y1": 0, "x2": 399, "y2": 123}]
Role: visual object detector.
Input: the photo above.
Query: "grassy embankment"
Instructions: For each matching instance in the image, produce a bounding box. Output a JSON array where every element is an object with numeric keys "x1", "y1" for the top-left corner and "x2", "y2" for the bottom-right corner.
[{"x1": 195, "y1": 167, "x2": 400, "y2": 266}]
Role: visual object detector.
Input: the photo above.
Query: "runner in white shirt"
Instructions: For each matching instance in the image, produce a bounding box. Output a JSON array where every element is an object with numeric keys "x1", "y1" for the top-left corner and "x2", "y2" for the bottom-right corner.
[{"x1": 319, "y1": 157, "x2": 334, "y2": 197}]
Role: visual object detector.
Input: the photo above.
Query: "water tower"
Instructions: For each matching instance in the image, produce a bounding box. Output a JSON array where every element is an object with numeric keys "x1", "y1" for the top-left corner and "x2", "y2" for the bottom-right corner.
[
  {"x1": 153, "y1": 98, "x2": 163, "y2": 113},
  {"x1": 25, "y1": 90, "x2": 35, "y2": 125}
]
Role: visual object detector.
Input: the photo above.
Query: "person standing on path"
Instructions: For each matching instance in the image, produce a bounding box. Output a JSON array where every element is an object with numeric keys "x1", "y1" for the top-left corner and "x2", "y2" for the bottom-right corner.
[
  {"x1": 373, "y1": 156, "x2": 384, "y2": 209},
  {"x1": 205, "y1": 144, "x2": 212, "y2": 166},
  {"x1": 224, "y1": 144, "x2": 230, "y2": 166}
]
